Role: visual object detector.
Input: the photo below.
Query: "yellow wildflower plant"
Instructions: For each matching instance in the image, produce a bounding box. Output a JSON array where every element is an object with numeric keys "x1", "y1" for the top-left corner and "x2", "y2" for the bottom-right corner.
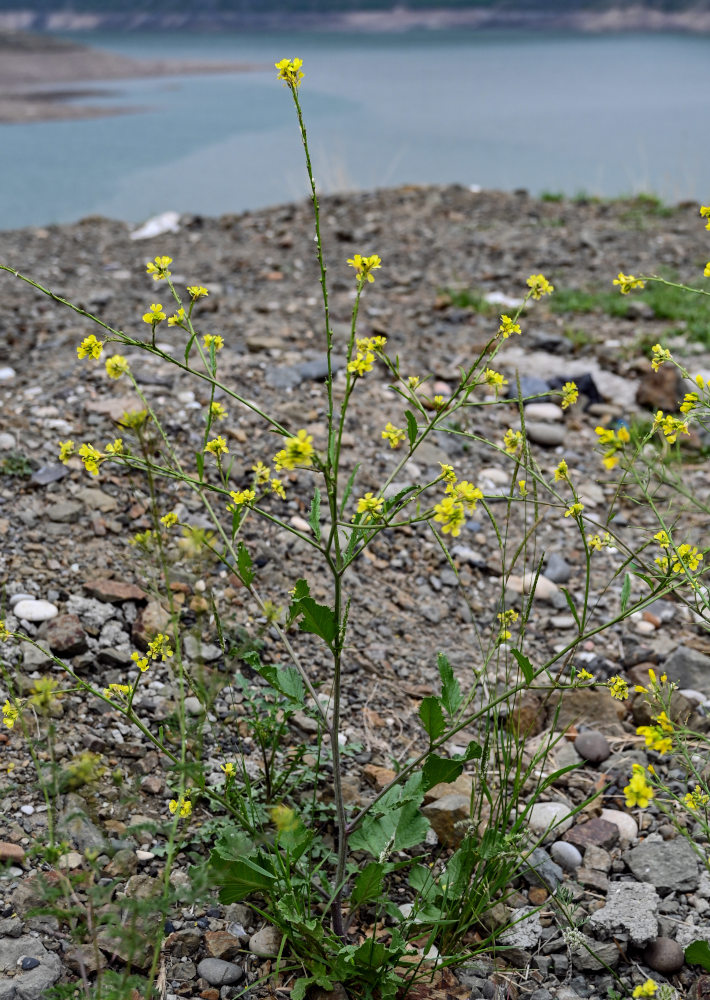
[
  {"x1": 58, "y1": 440, "x2": 75, "y2": 464},
  {"x1": 433, "y1": 496, "x2": 466, "y2": 537},
  {"x1": 701, "y1": 204, "x2": 710, "y2": 229},
  {"x1": 653, "y1": 410, "x2": 689, "y2": 444},
  {"x1": 407, "y1": 375, "x2": 421, "y2": 389},
  {"x1": 270, "y1": 478, "x2": 286, "y2": 499},
  {"x1": 270, "y1": 803, "x2": 300, "y2": 833},
  {"x1": 554, "y1": 459, "x2": 569, "y2": 483},
  {"x1": 131, "y1": 651, "x2": 150, "y2": 673},
  {"x1": 273, "y1": 429, "x2": 315, "y2": 471},
  {"x1": 275, "y1": 57, "x2": 304, "y2": 89},
  {"x1": 564, "y1": 502, "x2": 584, "y2": 518},
  {"x1": 496, "y1": 609, "x2": 519, "y2": 643},
  {"x1": 221, "y1": 762, "x2": 237, "y2": 779},
  {"x1": 147, "y1": 633, "x2": 173, "y2": 662},
  {"x1": 205, "y1": 436, "x2": 228, "y2": 457},
  {"x1": 482, "y1": 368, "x2": 508, "y2": 396},
  {"x1": 632, "y1": 981, "x2": 657, "y2": 999},
  {"x1": 575, "y1": 668, "x2": 595, "y2": 683},
  {"x1": 103, "y1": 683, "x2": 131, "y2": 700},
  {"x1": 346, "y1": 253, "x2": 382, "y2": 284},
  {"x1": 77, "y1": 334, "x2": 104, "y2": 360},
  {"x1": 142, "y1": 303, "x2": 166, "y2": 325},
  {"x1": 613, "y1": 272, "x2": 645, "y2": 294},
  {"x1": 503, "y1": 428, "x2": 523, "y2": 455},
  {"x1": 650, "y1": 343, "x2": 672, "y2": 371},
  {"x1": 624, "y1": 764, "x2": 654, "y2": 808},
  {"x1": 347, "y1": 350, "x2": 375, "y2": 376},
  {"x1": 104, "y1": 438, "x2": 124, "y2": 457},
  {"x1": 526, "y1": 273, "x2": 554, "y2": 299},
  {"x1": 607, "y1": 675, "x2": 629, "y2": 701},
  {"x1": 636, "y1": 722, "x2": 672, "y2": 755},
  {"x1": 439, "y1": 464, "x2": 456, "y2": 483},
  {"x1": 161, "y1": 512, "x2": 179, "y2": 528},
  {"x1": 587, "y1": 532, "x2": 612, "y2": 551},
  {"x1": 210, "y1": 401, "x2": 228, "y2": 421},
  {"x1": 518, "y1": 479, "x2": 528, "y2": 497},
  {"x1": 356, "y1": 493, "x2": 384, "y2": 521},
  {"x1": 2, "y1": 698, "x2": 19, "y2": 729},
  {"x1": 447, "y1": 480, "x2": 483, "y2": 514},
  {"x1": 168, "y1": 307, "x2": 186, "y2": 327},
  {"x1": 0, "y1": 620, "x2": 10, "y2": 642},
  {"x1": 498, "y1": 314, "x2": 521, "y2": 338},
  {"x1": 252, "y1": 461, "x2": 271, "y2": 484},
  {"x1": 78, "y1": 442, "x2": 102, "y2": 476},
  {"x1": 105, "y1": 354, "x2": 130, "y2": 379},
  {"x1": 595, "y1": 424, "x2": 630, "y2": 469},
  {"x1": 203, "y1": 334, "x2": 224, "y2": 352},
  {"x1": 654, "y1": 529, "x2": 670, "y2": 549},
  {"x1": 145, "y1": 256, "x2": 172, "y2": 280},
  {"x1": 169, "y1": 796, "x2": 192, "y2": 819},
  {"x1": 227, "y1": 488, "x2": 256, "y2": 511},
  {"x1": 382, "y1": 422, "x2": 406, "y2": 449},
  {"x1": 684, "y1": 786, "x2": 710, "y2": 810},
  {"x1": 560, "y1": 381, "x2": 578, "y2": 409},
  {"x1": 187, "y1": 285, "x2": 209, "y2": 299}
]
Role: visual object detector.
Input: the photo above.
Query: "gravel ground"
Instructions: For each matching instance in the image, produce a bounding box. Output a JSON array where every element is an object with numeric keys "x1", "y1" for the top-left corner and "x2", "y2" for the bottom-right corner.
[{"x1": 1, "y1": 185, "x2": 710, "y2": 1000}]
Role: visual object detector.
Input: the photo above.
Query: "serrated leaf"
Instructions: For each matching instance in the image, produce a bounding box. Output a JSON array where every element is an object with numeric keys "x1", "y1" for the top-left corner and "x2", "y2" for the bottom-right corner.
[
  {"x1": 308, "y1": 487, "x2": 322, "y2": 541},
  {"x1": 351, "y1": 862, "x2": 386, "y2": 906},
  {"x1": 393, "y1": 799, "x2": 430, "y2": 851},
  {"x1": 236, "y1": 541, "x2": 254, "y2": 586},
  {"x1": 209, "y1": 853, "x2": 276, "y2": 903},
  {"x1": 422, "y1": 753, "x2": 464, "y2": 791},
  {"x1": 405, "y1": 409, "x2": 418, "y2": 449},
  {"x1": 296, "y1": 597, "x2": 337, "y2": 644},
  {"x1": 418, "y1": 696, "x2": 446, "y2": 741},
  {"x1": 621, "y1": 572, "x2": 631, "y2": 613},
  {"x1": 511, "y1": 648, "x2": 534, "y2": 685},
  {"x1": 291, "y1": 578, "x2": 310, "y2": 600},
  {"x1": 257, "y1": 663, "x2": 306, "y2": 706},
  {"x1": 685, "y1": 939, "x2": 710, "y2": 970},
  {"x1": 437, "y1": 651, "x2": 462, "y2": 716},
  {"x1": 560, "y1": 587, "x2": 581, "y2": 629}
]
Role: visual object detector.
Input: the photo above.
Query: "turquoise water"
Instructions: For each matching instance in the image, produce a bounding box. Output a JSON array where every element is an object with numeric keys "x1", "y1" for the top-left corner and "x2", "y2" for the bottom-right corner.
[{"x1": 2, "y1": 29, "x2": 710, "y2": 229}]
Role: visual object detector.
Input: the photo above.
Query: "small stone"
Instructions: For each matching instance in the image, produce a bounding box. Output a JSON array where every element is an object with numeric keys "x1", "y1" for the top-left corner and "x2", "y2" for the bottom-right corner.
[
  {"x1": 19, "y1": 956, "x2": 41, "y2": 970},
  {"x1": 528, "y1": 801, "x2": 575, "y2": 839},
  {"x1": 184, "y1": 696, "x2": 204, "y2": 716},
  {"x1": 525, "y1": 421, "x2": 565, "y2": 447},
  {"x1": 524, "y1": 402, "x2": 564, "y2": 422},
  {"x1": 46, "y1": 499, "x2": 83, "y2": 523},
  {"x1": 544, "y1": 552, "x2": 572, "y2": 583},
  {"x1": 249, "y1": 925, "x2": 283, "y2": 957},
  {"x1": 589, "y1": 881, "x2": 659, "y2": 946},
  {"x1": 83, "y1": 578, "x2": 146, "y2": 602},
  {"x1": 30, "y1": 463, "x2": 69, "y2": 486},
  {"x1": 521, "y1": 847, "x2": 563, "y2": 890},
  {"x1": 625, "y1": 832, "x2": 700, "y2": 892},
  {"x1": 422, "y1": 793, "x2": 470, "y2": 848},
  {"x1": 57, "y1": 851, "x2": 83, "y2": 870},
  {"x1": 141, "y1": 774, "x2": 164, "y2": 795},
  {"x1": 44, "y1": 613, "x2": 88, "y2": 656},
  {"x1": 574, "y1": 730, "x2": 611, "y2": 764},
  {"x1": 0, "y1": 842, "x2": 25, "y2": 863},
  {"x1": 565, "y1": 817, "x2": 619, "y2": 850},
  {"x1": 13, "y1": 598, "x2": 58, "y2": 622},
  {"x1": 204, "y1": 930, "x2": 241, "y2": 961},
  {"x1": 600, "y1": 808, "x2": 637, "y2": 846},
  {"x1": 132, "y1": 600, "x2": 170, "y2": 649},
  {"x1": 506, "y1": 572, "x2": 559, "y2": 601},
  {"x1": 499, "y1": 905, "x2": 543, "y2": 949},
  {"x1": 550, "y1": 841, "x2": 582, "y2": 872},
  {"x1": 642, "y1": 936, "x2": 685, "y2": 974}
]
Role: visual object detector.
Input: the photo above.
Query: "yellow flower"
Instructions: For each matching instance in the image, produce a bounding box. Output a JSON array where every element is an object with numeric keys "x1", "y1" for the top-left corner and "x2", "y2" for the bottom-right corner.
[
  {"x1": 595, "y1": 424, "x2": 630, "y2": 469},
  {"x1": 78, "y1": 442, "x2": 102, "y2": 476},
  {"x1": 142, "y1": 303, "x2": 166, "y2": 325},
  {"x1": 347, "y1": 351, "x2": 375, "y2": 376},
  {"x1": 221, "y1": 762, "x2": 236, "y2": 779},
  {"x1": 672, "y1": 543, "x2": 703, "y2": 573},
  {"x1": 273, "y1": 429, "x2": 315, "y2": 471},
  {"x1": 560, "y1": 381, "x2": 578, "y2": 409},
  {"x1": 187, "y1": 285, "x2": 209, "y2": 299},
  {"x1": 228, "y1": 488, "x2": 256, "y2": 510},
  {"x1": 554, "y1": 459, "x2": 569, "y2": 482},
  {"x1": 356, "y1": 493, "x2": 384, "y2": 522},
  {"x1": 684, "y1": 786, "x2": 709, "y2": 810},
  {"x1": 210, "y1": 401, "x2": 227, "y2": 421},
  {"x1": 407, "y1": 375, "x2": 421, "y2": 389},
  {"x1": 448, "y1": 480, "x2": 483, "y2": 514},
  {"x1": 252, "y1": 461, "x2": 271, "y2": 484},
  {"x1": 147, "y1": 633, "x2": 173, "y2": 662},
  {"x1": 105, "y1": 354, "x2": 130, "y2": 379},
  {"x1": 564, "y1": 502, "x2": 584, "y2": 518},
  {"x1": 0, "y1": 620, "x2": 10, "y2": 642},
  {"x1": 632, "y1": 980, "x2": 657, "y2": 998},
  {"x1": 496, "y1": 608, "x2": 519, "y2": 643},
  {"x1": 439, "y1": 464, "x2": 457, "y2": 483},
  {"x1": 576, "y1": 668, "x2": 595, "y2": 682},
  {"x1": 104, "y1": 438, "x2": 124, "y2": 456},
  {"x1": 168, "y1": 307, "x2": 186, "y2": 327},
  {"x1": 433, "y1": 496, "x2": 466, "y2": 537},
  {"x1": 77, "y1": 334, "x2": 103, "y2": 360},
  {"x1": 2, "y1": 698, "x2": 19, "y2": 729},
  {"x1": 145, "y1": 256, "x2": 172, "y2": 280},
  {"x1": 503, "y1": 429, "x2": 523, "y2": 455},
  {"x1": 357, "y1": 335, "x2": 387, "y2": 351},
  {"x1": 704, "y1": 262, "x2": 710, "y2": 277},
  {"x1": 653, "y1": 410, "x2": 689, "y2": 444},
  {"x1": 613, "y1": 272, "x2": 645, "y2": 294},
  {"x1": 636, "y1": 724, "x2": 672, "y2": 755},
  {"x1": 275, "y1": 57, "x2": 304, "y2": 89},
  {"x1": 382, "y1": 422, "x2": 406, "y2": 449},
  {"x1": 270, "y1": 478, "x2": 286, "y2": 499},
  {"x1": 161, "y1": 512, "x2": 178, "y2": 528},
  {"x1": 58, "y1": 440, "x2": 75, "y2": 464},
  {"x1": 483, "y1": 368, "x2": 508, "y2": 396},
  {"x1": 526, "y1": 273, "x2": 554, "y2": 299},
  {"x1": 650, "y1": 343, "x2": 672, "y2": 371},
  {"x1": 270, "y1": 803, "x2": 299, "y2": 833},
  {"x1": 205, "y1": 436, "x2": 228, "y2": 457},
  {"x1": 203, "y1": 334, "x2": 224, "y2": 352},
  {"x1": 131, "y1": 651, "x2": 150, "y2": 673},
  {"x1": 103, "y1": 683, "x2": 131, "y2": 700},
  {"x1": 498, "y1": 314, "x2": 521, "y2": 338},
  {"x1": 518, "y1": 479, "x2": 528, "y2": 497},
  {"x1": 654, "y1": 530, "x2": 670, "y2": 549},
  {"x1": 607, "y1": 675, "x2": 629, "y2": 701},
  {"x1": 169, "y1": 796, "x2": 192, "y2": 818},
  {"x1": 624, "y1": 764, "x2": 654, "y2": 808},
  {"x1": 701, "y1": 205, "x2": 710, "y2": 229},
  {"x1": 680, "y1": 392, "x2": 699, "y2": 415},
  {"x1": 346, "y1": 253, "x2": 382, "y2": 284}
]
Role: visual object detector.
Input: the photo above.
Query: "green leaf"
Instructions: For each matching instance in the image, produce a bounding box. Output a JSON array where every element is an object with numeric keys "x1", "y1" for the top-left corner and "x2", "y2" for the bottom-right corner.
[
  {"x1": 184, "y1": 332, "x2": 196, "y2": 365},
  {"x1": 339, "y1": 462, "x2": 361, "y2": 517},
  {"x1": 685, "y1": 939, "x2": 710, "y2": 970},
  {"x1": 418, "y1": 696, "x2": 446, "y2": 742},
  {"x1": 422, "y1": 753, "x2": 464, "y2": 791},
  {"x1": 353, "y1": 938, "x2": 391, "y2": 970},
  {"x1": 195, "y1": 451, "x2": 204, "y2": 479},
  {"x1": 291, "y1": 978, "x2": 312, "y2": 1000},
  {"x1": 437, "y1": 652, "x2": 462, "y2": 716},
  {"x1": 209, "y1": 853, "x2": 276, "y2": 903},
  {"x1": 295, "y1": 596, "x2": 337, "y2": 644},
  {"x1": 511, "y1": 648, "x2": 534, "y2": 685},
  {"x1": 393, "y1": 799, "x2": 430, "y2": 851},
  {"x1": 236, "y1": 541, "x2": 254, "y2": 586},
  {"x1": 291, "y1": 578, "x2": 310, "y2": 600},
  {"x1": 257, "y1": 664, "x2": 306, "y2": 706},
  {"x1": 351, "y1": 862, "x2": 386, "y2": 906},
  {"x1": 308, "y1": 487, "x2": 322, "y2": 542},
  {"x1": 620, "y1": 572, "x2": 631, "y2": 613},
  {"x1": 560, "y1": 587, "x2": 581, "y2": 630},
  {"x1": 405, "y1": 409, "x2": 418, "y2": 449}
]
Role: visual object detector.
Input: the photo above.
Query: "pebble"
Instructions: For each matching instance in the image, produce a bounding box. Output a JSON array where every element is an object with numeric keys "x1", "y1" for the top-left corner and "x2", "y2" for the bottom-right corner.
[
  {"x1": 550, "y1": 841, "x2": 583, "y2": 872},
  {"x1": 184, "y1": 696, "x2": 204, "y2": 716},
  {"x1": 12, "y1": 598, "x2": 58, "y2": 622},
  {"x1": 642, "y1": 936, "x2": 685, "y2": 973},
  {"x1": 544, "y1": 552, "x2": 572, "y2": 583},
  {"x1": 249, "y1": 924, "x2": 283, "y2": 957},
  {"x1": 196, "y1": 958, "x2": 244, "y2": 986},
  {"x1": 528, "y1": 801, "x2": 575, "y2": 838},
  {"x1": 524, "y1": 402, "x2": 564, "y2": 422},
  {"x1": 507, "y1": 572, "x2": 559, "y2": 601},
  {"x1": 9, "y1": 593, "x2": 34, "y2": 608},
  {"x1": 565, "y1": 817, "x2": 619, "y2": 850},
  {"x1": 525, "y1": 421, "x2": 566, "y2": 447},
  {"x1": 574, "y1": 730, "x2": 611, "y2": 764}
]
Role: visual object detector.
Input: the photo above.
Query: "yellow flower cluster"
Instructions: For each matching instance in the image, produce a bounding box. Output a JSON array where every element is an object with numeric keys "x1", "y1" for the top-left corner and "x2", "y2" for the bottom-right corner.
[
  {"x1": 227, "y1": 488, "x2": 256, "y2": 512},
  {"x1": 147, "y1": 633, "x2": 173, "y2": 662},
  {"x1": 168, "y1": 307, "x2": 186, "y2": 328},
  {"x1": 564, "y1": 502, "x2": 584, "y2": 518},
  {"x1": 554, "y1": 458, "x2": 569, "y2": 483},
  {"x1": 187, "y1": 285, "x2": 209, "y2": 300},
  {"x1": 270, "y1": 803, "x2": 299, "y2": 833},
  {"x1": 432, "y1": 472, "x2": 483, "y2": 538},
  {"x1": 595, "y1": 424, "x2": 630, "y2": 470},
  {"x1": 77, "y1": 334, "x2": 103, "y2": 360},
  {"x1": 526, "y1": 273, "x2": 554, "y2": 299},
  {"x1": 503, "y1": 428, "x2": 523, "y2": 456},
  {"x1": 587, "y1": 532, "x2": 612, "y2": 551},
  {"x1": 203, "y1": 334, "x2": 224, "y2": 352},
  {"x1": 161, "y1": 512, "x2": 178, "y2": 527},
  {"x1": 103, "y1": 682, "x2": 131, "y2": 700},
  {"x1": 482, "y1": 368, "x2": 507, "y2": 396},
  {"x1": 613, "y1": 272, "x2": 645, "y2": 294},
  {"x1": 637, "y1": 712, "x2": 673, "y2": 755},
  {"x1": 58, "y1": 438, "x2": 124, "y2": 477},
  {"x1": 273, "y1": 429, "x2": 315, "y2": 471},
  {"x1": 105, "y1": 354, "x2": 130, "y2": 379},
  {"x1": 632, "y1": 980, "x2": 657, "y2": 998},
  {"x1": 210, "y1": 401, "x2": 228, "y2": 421},
  {"x1": 496, "y1": 608, "x2": 519, "y2": 643},
  {"x1": 169, "y1": 795, "x2": 193, "y2": 818},
  {"x1": 356, "y1": 493, "x2": 384, "y2": 522},
  {"x1": 0, "y1": 620, "x2": 10, "y2": 642},
  {"x1": 650, "y1": 343, "x2": 672, "y2": 371},
  {"x1": 653, "y1": 410, "x2": 689, "y2": 444},
  {"x1": 607, "y1": 675, "x2": 629, "y2": 701},
  {"x1": 205, "y1": 435, "x2": 228, "y2": 457},
  {"x1": 221, "y1": 762, "x2": 236, "y2": 779},
  {"x1": 346, "y1": 253, "x2": 382, "y2": 284},
  {"x1": 680, "y1": 392, "x2": 699, "y2": 415},
  {"x1": 684, "y1": 785, "x2": 709, "y2": 810},
  {"x1": 498, "y1": 314, "x2": 521, "y2": 338},
  {"x1": 560, "y1": 381, "x2": 578, "y2": 409},
  {"x1": 145, "y1": 256, "x2": 172, "y2": 281},
  {"x1": 624, "y1": 764, "x2": 654, "y2": 808},
  {"x1": 275, "y1": 57, "x2": 304, "y2": 89},
  {"x1": 655, "y1": 542, "x2": 703, "y2": 576},
  {"x1": 2, "y1": 698, "x2": 19, "y2": 729},
  {"x1": 701, "y1": 204, "x2": 710, "y2": 230},
  {"x1": 382, "y1": 422, "x2": 406, "y2": 449}
]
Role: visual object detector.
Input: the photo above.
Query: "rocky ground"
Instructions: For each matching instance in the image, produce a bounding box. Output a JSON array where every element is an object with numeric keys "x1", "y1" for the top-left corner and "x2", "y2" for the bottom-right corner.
[{"x1": 1, "y1": 185, "x2": 710, "y2": 1000}]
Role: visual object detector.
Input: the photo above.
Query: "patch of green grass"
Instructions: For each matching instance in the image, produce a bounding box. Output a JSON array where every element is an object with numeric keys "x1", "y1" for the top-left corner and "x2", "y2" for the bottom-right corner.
[
  {"x1": 540, "y1": 190, "x2": 564, "y2": 203},
  {"x1": 562, "y1": 326, "x2": 593, "y2": 350},
  {"x1": 441, "y1": 287, "x2": 495, "y2": 315},
  {"x1": 0, "y1": 450, "x2": 33, "y2": 477},
  {"x1": 618, "y1": 192, "x2": 674, "y2": 222}
]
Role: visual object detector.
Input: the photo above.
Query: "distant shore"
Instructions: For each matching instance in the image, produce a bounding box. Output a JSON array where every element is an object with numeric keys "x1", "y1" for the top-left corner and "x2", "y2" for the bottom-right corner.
[{"x1": 0, "y1": 32, "x2": 259, "y2": 124}]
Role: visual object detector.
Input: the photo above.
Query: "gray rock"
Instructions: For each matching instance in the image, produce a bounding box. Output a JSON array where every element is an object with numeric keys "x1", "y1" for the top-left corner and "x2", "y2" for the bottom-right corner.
[
  {"x1": 57, "y1": 794, "x2": 106, "y2": 852},
  {"x1": 625, "y1": 833, "x2": 700, "y2": 892},
  {"x1": 642, "y1": 936, "x2": 685, "y2": 973},
  {"x1": 550, "y1": 840, "x2": 583, "y2": 872},
  {"x1": 184, "y1": 696, "x2": 204, "y2": 716},
  {"x1": 528, "y1": 801, "x2": 575, "y2": 838},
  {"x1": 46, "y1": 500, "x2": 83, "y2": 523},
  {"x1": 13, "y1": 599, "x2": 58, "y2": 623},
  {"x1": 570, "y1": 933, "x2": 620, "y2": 971},
  {"x1": 499, "y1": 906, "x2": 543, "y2": 950},
  {"x1": 9, "y1": 594, "x2": 34, "y2": 608},
  {"x1": 21, "y1": 642, "x2": 53, "y2": 668},
  {"x1": 65, "y1": 595, "x2": 117, "y2": 631},
  {"x1": 30, "y1": 464, "x2": 69, "y2": 486},
  {"x1": 525, "y1": 421, "x2": 565, "y2": 447},
  {"x1": 544, "y1": 552, "x2": 572, "y2": 583},
  {"x1": 509, "y1": 376, "x2": 551, "y2": 402},
  {"x1": 248, "y1": 925, "x2": 283, "y2": 957},
  {"x1": 574, "y1": 730, "x2": 611, "y2": 764},
  {"x1": 662, "y1": 645, "x2": 710, "y2": 696},
  {"x1": 0, "y1": 934, "x2": 62, "y2": 1000},
  {"x1": 589, "y1": 881, "x2": 659, "y2": 946},
  {"x1": 182, "y1": 634, "x2": 222, "y2": 662},
  {"x1": 521, "y1": 848, "x2": 564, "y2": 890}
]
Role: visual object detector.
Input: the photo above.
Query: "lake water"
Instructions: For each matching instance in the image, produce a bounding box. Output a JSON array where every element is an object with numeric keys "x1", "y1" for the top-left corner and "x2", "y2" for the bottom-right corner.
[{"x1": 3, "y1": 29, "x2": 710, "y2": 230}]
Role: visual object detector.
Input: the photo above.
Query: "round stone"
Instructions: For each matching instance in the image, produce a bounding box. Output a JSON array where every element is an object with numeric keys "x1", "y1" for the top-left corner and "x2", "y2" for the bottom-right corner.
[
  {"x1": 13, "y1": 599, "x2": 58, "y2": 622},
  {"x1": 600, "y1": 808, "x2": 638, "y2": 846},
  {"x1": 196, "y1": 958, "x2": 244, "y2": 986},
  {"x1": 528, "y1": 801, "x2": 575, "y2": 839},
  {"x1": 19, "y1": 956, "x2": 41, "y2": 971},
  {"x1": 574, "y1": 730, "x2": 611, "y2": 764},
  {"x1": 642, "y1": 936, "x2": 685, "y2": 974},
  {"x1": 249, "y1": 924, "x2": 284, "y2": 957},
  {"x1": 550, "y1": 840, "x2": 583, "y2": 872},
  {"x1": 524, "y1": 402, "x2": 564, "y2": 422},
  {"x1": 525, "y1": 421, "x2": 565, "y2": 447}
]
